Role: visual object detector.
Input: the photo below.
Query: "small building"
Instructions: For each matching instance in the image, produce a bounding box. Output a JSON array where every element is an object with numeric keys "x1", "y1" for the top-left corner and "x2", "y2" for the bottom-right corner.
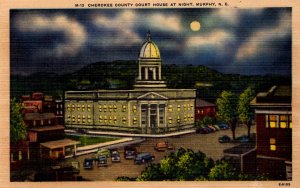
[
  {"x1": 250, "y1": 85, "x2": 292, "y2": 180},
  {"x1": 195, "y1": 99, "x2": 216, "y2": 120},
  {"x1": 40, "y1": 139, "x2": 80, "y2": 159},
  {"x1": 223, "y1": 143, "x2": 256, "y2": 175}
]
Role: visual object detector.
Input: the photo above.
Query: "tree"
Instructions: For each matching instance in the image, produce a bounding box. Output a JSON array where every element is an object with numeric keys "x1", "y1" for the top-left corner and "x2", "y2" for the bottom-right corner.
[
  {"x1": 216, "y1": 91, "x2": 238, "y2": 139},
  {"x1": 10, "y1": 98, "x2": 27, "y2": 142},
  {"x1": 238, "y1": 87, "x2": 255, "y2": 138},
  {"x1": 208, "y1": 161, "x2": 238, "y2": 180}
]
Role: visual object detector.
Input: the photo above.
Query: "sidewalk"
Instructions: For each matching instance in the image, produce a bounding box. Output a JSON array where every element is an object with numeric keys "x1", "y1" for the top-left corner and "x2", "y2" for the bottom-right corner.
[
  {"x1": 65, "y1": 128, "x2": 196, "y2": 138},
  {"x1": 74, "y1": 137, "x2": 146, "y2": 157}
]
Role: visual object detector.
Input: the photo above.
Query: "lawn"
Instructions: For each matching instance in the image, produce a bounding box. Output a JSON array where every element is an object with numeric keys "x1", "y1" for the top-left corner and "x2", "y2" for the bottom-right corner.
[{"x1": 65, "y1": 135, "x2": 120, "y2": 147}]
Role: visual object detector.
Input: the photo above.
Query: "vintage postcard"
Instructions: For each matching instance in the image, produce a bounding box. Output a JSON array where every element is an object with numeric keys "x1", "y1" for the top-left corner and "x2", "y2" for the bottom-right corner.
[{"x1": 1, "y1": 0, "x2": 299, "y2": 187}]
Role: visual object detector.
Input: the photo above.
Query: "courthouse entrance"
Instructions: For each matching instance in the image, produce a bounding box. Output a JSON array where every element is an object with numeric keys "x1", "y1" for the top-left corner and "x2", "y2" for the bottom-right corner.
[{"x1": 140, "y1": 103, "x2": 165, "y2": 134}]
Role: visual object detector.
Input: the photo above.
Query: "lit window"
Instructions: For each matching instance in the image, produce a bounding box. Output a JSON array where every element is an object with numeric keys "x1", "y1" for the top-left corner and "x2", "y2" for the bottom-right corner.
[
  {"x1": 133, "y1": 105, "x2": 137, "y2": 113},
  {"x1": 289, "y1": 115, "x2": 292, "y2": 128},
  {"x1": 266, "y1": 115, "x2": 278, "y2": 128},
  {"x1": 109, "y1": 105, "x2": 112, "y2": 112},
  {"x1": 280, "y1": 115, "x2": 287, "y2": 128},
  {"x1": 77, "y1": 104, "x2": 80, "y2": 111},
  {"x1": 99, "y1": 105, "x2": 102, "y2": 112},
  {"x1": 122, "y1": 117, "x2": 127, "y2": 124},
  {"x1": 270, "y1": 138, "x2": 276, "y2": 151},
  {"x1": 177, "y1": 105, "x2": 181, "y2": 112},
  {"x1": 184, "y1": 115, "x2": 187, "y2": 122},
  {"x1": 168, "y1": 117, "x2": 172, "y2": 124},
  {"x1": 113, "y1": 105, "x2": 117, "y2": 112},
  {"x1": 104, "y1": 115, "x2": 107, "y2": 123},
  {"x1": 133, "y1": 117, "x2": 137, "y2": 124},
  {"x1": 67, "y1": 104, "x2": 71, "y2": 111},
  {"x1": 270, "y1": 145, "x2": 276, "y2": 151},
  {"x1": 87, "y1": 104, "x2": 91, "y2": 112},
  {"x1": 18, "y1": 151, "x2": 22, "y2": 160},
  {"x1": 103, "y1": 105, "x2": 107, "y2": 112},
  {"x1": 114, "y1": 116, "x2": 117, "y2": 124},
  {"x1": 82, "y1": 104, "x2": 85, "y2": 112},
  {"x1": 184, "y1": 104, "x2": 187, "y2": 111},
  {"x1": 168, "y1": 105, "x2": 173, "y2": 112},
  {"x1": 72, "y1": 104, "x2": 75, "y2": 111},
  {"x1": 99, "y1": 115, "x2": 103, "y2": 123},
  {"x1": 177, "y1": 116, "x2": 181, "y2": 123},
  {"x1": 122, "y1": 105, "x2": 127, "y2": 112}
]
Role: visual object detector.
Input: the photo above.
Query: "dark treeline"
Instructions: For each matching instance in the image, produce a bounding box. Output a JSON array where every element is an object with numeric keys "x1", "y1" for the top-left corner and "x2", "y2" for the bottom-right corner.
[{"x1": 10, "y1": 60, "x2": 291, "y2": 102}]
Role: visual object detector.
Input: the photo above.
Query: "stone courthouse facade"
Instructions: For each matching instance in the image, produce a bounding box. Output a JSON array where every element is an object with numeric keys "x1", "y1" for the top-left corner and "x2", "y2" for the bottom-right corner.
[{"x1": 64, "y1": 33, "x2": 196, "y2": 134}]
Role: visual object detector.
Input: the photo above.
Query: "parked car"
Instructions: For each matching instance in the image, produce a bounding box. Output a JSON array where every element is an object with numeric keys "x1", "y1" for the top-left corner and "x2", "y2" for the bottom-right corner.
[
  {"x1": 236, "y1": 135, "x2": 250, "y2": 143},
  {"x1": 97, "y1": 155, "x2": 108, "y2": 167},
  {"x1": 124, "y1": 146, "x2": 137, "y2": 159},
  {"x1": 83, "y1": 158, "x2": 94, "y2": 169},
  {"x1": 196, "y1": 127, "x2": 209, "y2": 134},
  {"x1": 111, "y1": 150, "x2": 121, "y2": 162},
  {"x1": 212, "y1": 124, "x2": 220, "y2": 131},
  {"x1": 218, "y1": 135, "x2": 231, "y2": 143},
  {"x1": 95, "y1": 148, "x2": 110, "y2": 159},
  {"x1": 205, "y1": 126, "x2": 214, "y2": 133},
  {"x1": 207, "y1": 125, "x2": 217, "y2": 132},
  {"x1": 217, "y1": 123, "x2": 230, "y2": 130},
  {"x1": 134, "y1": 152, "x2": 155, "y2": 165},
  {"x1": 154, "y1": 141, "x2": 174, "y2": 151}
]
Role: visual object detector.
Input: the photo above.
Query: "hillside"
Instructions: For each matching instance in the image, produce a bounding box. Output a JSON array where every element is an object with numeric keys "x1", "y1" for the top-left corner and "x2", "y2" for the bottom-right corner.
[{"x1": 10, "y1": 61, "x2": 291, "y2": 102}]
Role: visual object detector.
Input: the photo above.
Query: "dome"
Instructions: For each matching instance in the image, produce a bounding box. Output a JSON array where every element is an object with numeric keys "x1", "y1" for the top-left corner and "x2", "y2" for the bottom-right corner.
[{"x1": 139, "y1": 33, "x2": 160, "y2": 59}]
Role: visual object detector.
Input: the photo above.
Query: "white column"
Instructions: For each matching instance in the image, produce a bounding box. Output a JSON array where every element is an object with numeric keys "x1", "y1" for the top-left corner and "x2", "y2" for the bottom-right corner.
[
  {"x1": 159, "y1": 66, "x2": 161, "y2": 80},
  {"x1": 153, "y1": 67, "x2": 156, "y2": 80},
  {"x1": 138, "y1": 65, "x2": 141, "y2": 80},
  {"x1": 148, "y1": 104, "x2": 151, "y2": 128},
  {"x1": 145, "y1": 67, "x2": 148, "y2": 80},
  {"x1": 156, "y1": 104, "x2": 159, "y2": 128}
]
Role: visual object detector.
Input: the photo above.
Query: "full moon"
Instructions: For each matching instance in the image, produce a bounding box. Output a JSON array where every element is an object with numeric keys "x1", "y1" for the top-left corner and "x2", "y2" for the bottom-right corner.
[{"x1": 190, "y1": 21, "x2": 201, "y2": 31}]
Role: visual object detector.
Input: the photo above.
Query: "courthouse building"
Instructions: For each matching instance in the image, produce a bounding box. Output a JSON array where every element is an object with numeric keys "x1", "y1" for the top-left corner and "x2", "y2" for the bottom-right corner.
[{"x1": 64, "y1": 33, "x2": 196, "y2": 134}]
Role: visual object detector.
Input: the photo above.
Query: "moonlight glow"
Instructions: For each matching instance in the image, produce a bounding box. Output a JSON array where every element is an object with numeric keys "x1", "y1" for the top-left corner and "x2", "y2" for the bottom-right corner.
[{"x1": 190, "y1": 21, "x2": 201, "y2": 31}]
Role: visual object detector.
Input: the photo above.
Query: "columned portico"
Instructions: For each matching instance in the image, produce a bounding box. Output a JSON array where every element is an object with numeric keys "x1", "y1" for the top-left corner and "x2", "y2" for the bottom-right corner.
[{"x1": 140, "y1": 101, "x2": 166, "y2": 134}]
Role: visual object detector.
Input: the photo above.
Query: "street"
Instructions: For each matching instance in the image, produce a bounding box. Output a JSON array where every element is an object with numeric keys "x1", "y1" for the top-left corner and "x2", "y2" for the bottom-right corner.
[{"x1": 61, "y1": 124, "x2": 256, "y2": 181}]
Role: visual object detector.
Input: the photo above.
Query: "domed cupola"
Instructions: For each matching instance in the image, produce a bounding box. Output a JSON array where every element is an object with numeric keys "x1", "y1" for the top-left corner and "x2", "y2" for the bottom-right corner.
[
  {"x1": 134, "y1": 32, "x2": 167, "y2": 89},
  {"x1": 139, "y1": 33, "x2": 161, "y2": 59}
]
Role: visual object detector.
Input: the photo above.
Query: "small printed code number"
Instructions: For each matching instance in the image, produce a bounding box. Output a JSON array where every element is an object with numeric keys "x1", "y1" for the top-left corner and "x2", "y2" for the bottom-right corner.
[{"x1": 279, "y1": 183, "x2": 290, "y2": 186}]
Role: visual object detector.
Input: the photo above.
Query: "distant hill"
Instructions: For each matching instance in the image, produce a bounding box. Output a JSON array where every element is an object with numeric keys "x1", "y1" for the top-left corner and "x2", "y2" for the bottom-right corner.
[{"x1": 10, "y1": 60, "x2": 291, "y2": 102}]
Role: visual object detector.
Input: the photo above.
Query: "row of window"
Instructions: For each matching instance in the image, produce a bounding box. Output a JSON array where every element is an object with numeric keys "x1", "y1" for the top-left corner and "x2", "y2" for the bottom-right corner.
[
  {"x1": 67, "y1": 115, "x2": 139, "y2": 125},
  {"x1": 168, "y1": 104, "x2": 194, "y2": 112},
  {"x1": 66, "y1": 104, "x2": 92, "y2": 112},
  {"x1": 266, "y1": 115, "x2": 292, "y2": 128},
  {"x1": 168, "y1": 114, "x2": 194, "y2": 124},
  {"x1": 32, "y1": 119, "x2": 52, "y2": 126}
]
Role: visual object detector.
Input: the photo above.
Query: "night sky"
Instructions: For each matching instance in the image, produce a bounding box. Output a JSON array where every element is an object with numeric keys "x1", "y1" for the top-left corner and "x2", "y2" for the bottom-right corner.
[{"x1": 10, "y1": 8, "x2": 291, "y2": 76}]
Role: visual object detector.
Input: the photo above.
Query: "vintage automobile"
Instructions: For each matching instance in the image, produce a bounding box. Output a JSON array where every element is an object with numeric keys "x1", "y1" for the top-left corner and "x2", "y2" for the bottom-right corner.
[
  {"x1": 111, "y1": 150, "x2": 121, "y2": 162},
  {"x1": 97, "y1": 155, "x2": 108, "y2": 167},
  {"x1": 154, "y1": 141, "x2": 174, "y2": 151},
  {"x1": 218, "y1": 135, "x2": 231, "y2": 143},
  {"x1": 83, "y1": 158, "x2": 94, "y2": 169},
  {"x1": 124, "y1": 146, "x2": 137, "y2": 159},
  {"x1": 134, "y1": 152, "x2": 155, "y2": 165},
  {"x1": 94, "y1": 148, "x2": 111, "y2": 159}
]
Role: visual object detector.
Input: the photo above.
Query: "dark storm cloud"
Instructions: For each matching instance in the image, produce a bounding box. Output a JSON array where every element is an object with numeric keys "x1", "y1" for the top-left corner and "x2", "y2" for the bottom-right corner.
[{"x1": 10, "y1": 8, "x2": 291, "y2": 76}]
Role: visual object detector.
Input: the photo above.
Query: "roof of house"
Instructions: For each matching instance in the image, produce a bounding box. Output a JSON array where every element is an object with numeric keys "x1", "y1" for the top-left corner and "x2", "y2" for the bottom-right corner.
[
  {"x1": 24, "y1": 113, "x2": 56, "y2": 120},
  {"x1": 195, "y1": 99, "x2": 216, "y2": 107},
  {"x1": 28, "y1": 125, "x2": 64, "y2": 132},
  {"x1": 223, "y1": 143, "x2": 255, "y2": 155},
  {"x1": 40, "y1": 139, "x2": 80, "y2": 149},
  {"x1": 250, "y1": 85, "x2": 291, "y2": 106}
]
